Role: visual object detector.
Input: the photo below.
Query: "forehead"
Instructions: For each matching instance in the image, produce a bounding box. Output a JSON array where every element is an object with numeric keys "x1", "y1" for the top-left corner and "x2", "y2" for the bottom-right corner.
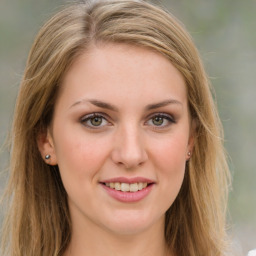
[{"x1": 58, "y1": 43, "x2": 187, "y2": 109}]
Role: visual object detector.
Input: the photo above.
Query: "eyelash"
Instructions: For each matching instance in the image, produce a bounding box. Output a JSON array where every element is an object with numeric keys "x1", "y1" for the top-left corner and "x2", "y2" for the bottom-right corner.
[
  {"x1": 145, "y1": 113, "x2": 176, "y2": 129},
  {"x1": 80, "y1": 112, "x2": 176, "y2": 129},
  {"x1": 80, "y1": 113, "x2": 111, "y2": 129}
]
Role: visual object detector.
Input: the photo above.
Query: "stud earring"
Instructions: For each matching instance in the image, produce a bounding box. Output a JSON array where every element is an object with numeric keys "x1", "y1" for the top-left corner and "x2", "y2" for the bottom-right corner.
[
  {"x1": 45, "y1": 154, "x2": 51, "y2": 160},
  {"x1": 187, "y1": 151, "x2": 191, "y2": 157}
]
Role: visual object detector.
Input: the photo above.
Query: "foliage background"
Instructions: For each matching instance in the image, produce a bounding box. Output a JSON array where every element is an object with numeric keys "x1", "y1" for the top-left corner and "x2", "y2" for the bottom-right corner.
[{"x1": 0, "y1": 0, "x2": 255, "y2": 254}]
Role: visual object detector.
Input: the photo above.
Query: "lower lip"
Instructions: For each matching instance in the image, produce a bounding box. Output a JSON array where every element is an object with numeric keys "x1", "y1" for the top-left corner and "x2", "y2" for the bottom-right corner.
[{"x1": 101, "y1": 184, "x2": 154, "y2": 203}]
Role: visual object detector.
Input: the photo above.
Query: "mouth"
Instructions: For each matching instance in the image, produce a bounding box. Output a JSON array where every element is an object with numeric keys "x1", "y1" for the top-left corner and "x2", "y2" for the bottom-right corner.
[
  {"x1": 100, "y1": 178, "x2": 155, "y2": 202},
  {"x1": 103, "y1": 182, "x2": 152, "y2": 192},
  {"x1": 100, "y1": 177, "x2": 155, "y2": 202}
]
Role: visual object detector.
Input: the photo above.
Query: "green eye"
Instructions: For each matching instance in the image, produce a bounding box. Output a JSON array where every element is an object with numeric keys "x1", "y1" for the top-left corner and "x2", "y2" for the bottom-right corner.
[
  {"x1": 90, "y1": 116, "x2": 103, "y2": 126},
  {"x1": 146, "y1": 113, "x2": 175, "y2": 128},
  {"x1": 81, "y1": 113, "x2": 109, "y2": 129},
  {"x1": 152, "y1": 116, "x2": 164, "y2": 126}
]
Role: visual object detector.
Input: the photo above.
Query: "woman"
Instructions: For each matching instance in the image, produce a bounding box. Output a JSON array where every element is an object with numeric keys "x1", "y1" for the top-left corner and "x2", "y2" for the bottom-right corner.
[{"x1": 1, "y1": 0, "x2": 231, "y2": 255}]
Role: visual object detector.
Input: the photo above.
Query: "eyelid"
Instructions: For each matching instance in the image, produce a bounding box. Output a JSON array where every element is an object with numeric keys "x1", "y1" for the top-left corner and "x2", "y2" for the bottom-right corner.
[
  {"x1": 80, "y1": 112, "x2": 112, "y2": 129},
  {"x1": 145, "y1": 112, "x2": 176, "y2": 127},
  {"x1": 79, "y1": 112, "x2": 175, "y2": 130},
  {"x1": 80, "y1": 112, "x2": 107, "y2": 120}
]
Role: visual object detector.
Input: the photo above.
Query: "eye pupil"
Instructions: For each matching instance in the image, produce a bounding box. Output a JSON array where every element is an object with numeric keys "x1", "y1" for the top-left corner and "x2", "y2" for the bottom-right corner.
[
  {"x1": 152, "y1": 116, "x2": 164, "y2": 126},
  {"x1": 91, "y1": 117, "x2": 102, "y2": 126}
]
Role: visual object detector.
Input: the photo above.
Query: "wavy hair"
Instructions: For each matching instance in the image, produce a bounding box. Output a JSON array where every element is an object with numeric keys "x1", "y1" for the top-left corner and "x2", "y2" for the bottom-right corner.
[{"x1": 1, "y1": 1, "x2": 231, "y2": 255}]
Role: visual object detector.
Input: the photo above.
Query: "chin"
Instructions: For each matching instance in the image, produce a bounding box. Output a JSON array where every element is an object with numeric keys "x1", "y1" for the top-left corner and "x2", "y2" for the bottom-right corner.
[{"x1": 102, "y1": 210, "x2": 164, "y2": 236}]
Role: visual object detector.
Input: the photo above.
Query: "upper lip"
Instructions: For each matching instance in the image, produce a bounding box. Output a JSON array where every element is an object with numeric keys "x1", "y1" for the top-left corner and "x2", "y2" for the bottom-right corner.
[{"x1": 100, "y1": 177, "x2": 155, "y2": 184}]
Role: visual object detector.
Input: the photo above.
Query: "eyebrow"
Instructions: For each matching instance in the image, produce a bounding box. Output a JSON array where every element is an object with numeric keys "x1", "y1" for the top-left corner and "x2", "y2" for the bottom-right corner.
[
  {"x1": 145, "y1": 99, "x2": 183, "y2": 110},
  {"x1": 70, "y1": 99, "x2": 118, "y2": 111},
  {"x1": 70, "y1": 98, "x2": 182, "y2": 111}
]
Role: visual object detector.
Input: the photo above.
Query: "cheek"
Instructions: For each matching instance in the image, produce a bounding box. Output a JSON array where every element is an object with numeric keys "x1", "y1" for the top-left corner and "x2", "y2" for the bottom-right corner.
[
  {"x1": 152, "y1": 133, "x2": 188, "y2": 170},
  {"x1": 53, "y1": 128, "x2": 110, "y2": 181},
  {"x1": 150, "y1": 132, "x2": 188, "y2": 196}
]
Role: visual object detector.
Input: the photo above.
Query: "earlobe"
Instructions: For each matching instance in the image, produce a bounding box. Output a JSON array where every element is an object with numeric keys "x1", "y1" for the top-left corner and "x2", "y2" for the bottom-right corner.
[
  {"x1": 187, "y1": 135, "x2": 195, "y2": 159},
  {"x1": 186, "y1": 119, "x2": 197, "y2": 160},
  {"x1": 37, "y1": 129, "x2": 58, "y2": 165},
  {"x1": 186, "y1": 150, "x2": 192, "y2": 161}
]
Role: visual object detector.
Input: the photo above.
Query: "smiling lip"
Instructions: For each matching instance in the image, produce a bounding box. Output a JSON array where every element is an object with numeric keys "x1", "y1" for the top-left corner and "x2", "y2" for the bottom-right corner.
[
  {"x1": 100, "y1": 177, "x2": 155, "y2": 203},
  {"x1": 101, "y1": 177, "x2": 154, "y2": 184}
]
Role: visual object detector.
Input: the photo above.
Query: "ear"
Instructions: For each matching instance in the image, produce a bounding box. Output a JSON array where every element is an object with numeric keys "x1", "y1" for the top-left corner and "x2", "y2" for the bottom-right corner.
[
  {"x1": 186, "y1": 119, "x2": 197, "y2": 161},
  {"x1": 37, "y1": 128, "x2": 58, "y2": 165}
]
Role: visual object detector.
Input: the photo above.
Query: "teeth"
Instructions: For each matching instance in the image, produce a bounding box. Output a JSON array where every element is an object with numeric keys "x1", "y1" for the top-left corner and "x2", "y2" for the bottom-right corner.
[
  {"x1": 138, "y1": 182, "x2": 143, "y2": 190},
  {"x1": 130, "y1": 183, "x2": 138, "y2": 192},
  {"x1": 105, "y1": 182, "x2": 149, "y2": 192},
  {"x1": 121, "y1": 183, "x2": 130, "y2": 192},
  {"x1": 115, "y1": 182, "x2": 121, "y2": 191}
]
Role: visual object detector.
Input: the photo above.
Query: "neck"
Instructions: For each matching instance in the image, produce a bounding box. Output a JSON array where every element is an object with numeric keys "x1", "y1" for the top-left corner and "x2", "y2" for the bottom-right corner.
[{"x1": 65, "y1": 216, "x2": 173, "y2": 256}]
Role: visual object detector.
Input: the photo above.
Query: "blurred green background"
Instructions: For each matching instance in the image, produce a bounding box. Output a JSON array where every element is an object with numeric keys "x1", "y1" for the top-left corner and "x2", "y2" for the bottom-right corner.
[{"x1": 0, "y1": 0, "x2": 255, "y2": 254}]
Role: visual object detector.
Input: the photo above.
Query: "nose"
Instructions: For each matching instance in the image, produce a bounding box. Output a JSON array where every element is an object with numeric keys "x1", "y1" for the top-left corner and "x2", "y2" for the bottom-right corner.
[{"x1": 111, "y1": 125, "x2": 148, "y2": 169}]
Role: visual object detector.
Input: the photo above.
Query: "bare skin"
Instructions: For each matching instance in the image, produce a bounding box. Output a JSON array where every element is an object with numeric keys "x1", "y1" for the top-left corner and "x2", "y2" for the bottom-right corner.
[{"x1": 38, "y1": 43, "x2": 194, "y2": 256}]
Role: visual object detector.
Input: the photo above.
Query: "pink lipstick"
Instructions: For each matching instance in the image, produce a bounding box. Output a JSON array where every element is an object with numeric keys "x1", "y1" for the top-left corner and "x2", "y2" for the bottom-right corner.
[{"x1": 100, "y1": 177, "x2": 155, "y2": 203}]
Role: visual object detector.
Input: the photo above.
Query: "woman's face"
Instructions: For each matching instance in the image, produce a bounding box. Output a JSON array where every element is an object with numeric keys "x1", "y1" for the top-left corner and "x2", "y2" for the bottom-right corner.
[{"x1": 40, "y1": 43, "x2": 194, "y2": 236}]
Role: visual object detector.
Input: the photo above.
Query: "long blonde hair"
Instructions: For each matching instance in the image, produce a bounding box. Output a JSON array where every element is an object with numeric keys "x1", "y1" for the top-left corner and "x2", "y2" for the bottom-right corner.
[{"x1": 1, "y1": 1, "x2": 231, "y2": 255}]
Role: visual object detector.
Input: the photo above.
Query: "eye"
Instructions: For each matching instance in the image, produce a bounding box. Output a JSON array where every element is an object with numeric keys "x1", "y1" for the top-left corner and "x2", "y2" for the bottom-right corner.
[
  {"x1": 152, "y1": 116, "x2": 165, "y2": 126},
  {"x1": 146, "y1": 113, "x2": 175, "y2": 128},
  {"x1": 80, "y1": 113, "x2": 110, "y2": 129}
]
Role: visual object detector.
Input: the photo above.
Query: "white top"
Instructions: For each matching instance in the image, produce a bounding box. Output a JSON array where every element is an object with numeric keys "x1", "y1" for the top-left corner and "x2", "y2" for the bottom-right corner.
[{"x1": 248, "y1": 249, "x2": 256, "y2": 256}]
